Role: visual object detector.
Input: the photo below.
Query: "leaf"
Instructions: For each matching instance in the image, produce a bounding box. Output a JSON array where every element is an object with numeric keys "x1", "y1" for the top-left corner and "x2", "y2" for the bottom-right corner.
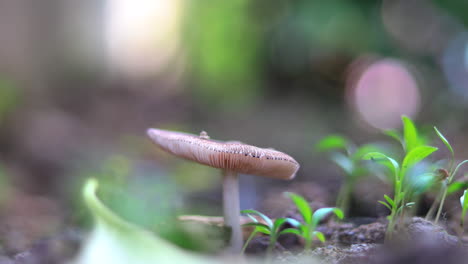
[
  {"x1": 405, "y1": 202, "x2": 415, "y2": 207},
  {"x1": 316, "y1": 135, "x2": 349, "y2": 152},
  {"x1": 401, "y1": 146, "x2": 438, "y2": 177},
  {"x1": 352, "y1": 144, "x2": 385, "y2": 161},
  {"x1": 240, "y1": 209, "x2": 273, "y2": 228},
  {"x1": 402, "y1": 116, "x2": 419, "y2": 152},
  {"x1": 313, "y1": 231, "x2": 326, "y2": 243},
  {"x1": 285, "y1": 192, "x2": 312, "y2": 224},
  {"x1": 279, "y1": 228, "x2": 301, "y2": 236},
  {"x1": 406, "y1": 172, "x2": 437, "y2": 195},
  {"x1": 311, "y1": 208, "x2": 344, "y2": 227},
  {"x1": 384, "y1": 129, "x2": 403, "y2": 146},
  {"x1": 284, "y1": 218, "x2": 301, "y2": 228},
  {"x1": 434, "y1": 127, "x2": 454, "y2": 159},
  {"x1": 362, "y1": 152, "x2": 399, "y2": 177},
  {"x1": 383, "y1": 195, "x2": 395, "y2": 207},
  {"x1": 272, "y1": 218, "x2": 289, "y2": 233},
  {"x1": 75, "y1": 178, "x2": 216, "y2": 264},
  {"x1": 461, "y1": 190, "x2": 468, "y2": 217},
  {"x1": 242, "y1": 223, "x2": 271, "y2": 235},
  {"x1": 448, "y1": 181, "x2": 468, "y2": 195},
  {"x1": 378, "y1": 201, "x2": 392, "y2": 211},
  {"x1": 245, "y1": 214, "x2": 258, "y2": 223},
  {"x1": 330, "y1": 152, "x2": 354, "y2": 175}
]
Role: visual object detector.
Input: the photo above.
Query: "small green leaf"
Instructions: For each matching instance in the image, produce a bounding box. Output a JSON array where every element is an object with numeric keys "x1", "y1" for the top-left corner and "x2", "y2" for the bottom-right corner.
[
  {"x1": 378, "y1": 201, "x2": 392, "y2": 211},
  {"x1": 245, "y1": 214, "x2": 258, "y2": 223},
  {"x1": 461, "y1": 190, "x2": 468, "y2": 218},
  {"x1": 434, "y1": 127, "x2": 454, "y2": 159},
  {"x1": 352, "y1": 144, "x2": 385, "y2": 161},
  {"x1": 406, "y1": 172, "x2": 437, "y2": 195},
  {"x1": 311, "y1": 208, "x2": 344, "y2": 227},
  {"x1": 284, "y1": 218, "x2": 301, "y2": 228},
  {"x1": 362, "y1": 152, "x2": 400, "y2": 176},
  {"x1": 402, "y1": 116, "x2": 419, "y2": 152},
  {"x1": 77, "y1": 178, "x2": 216, "y2": 264},
  {"x1": 405, "y1": 202, "x2": 415, "y2": 207},
  {"x1": 285, "y1": 192, "x2": 312, "y2": 224},
  {"x1": 240, "y1": 209, "x2": 273, "y2": 228},
  {"x1": 316, "y1": 135, "x2": 349, "y2": 152},
  {"x1": 242, "y1": 223, "x2": 271, "y2": 235},
  {"x1": 448, "y1": 181, "x2": 468, "y2": 195},
  {"x1": 383, "y1": 195, "x2": 395, "y2": 207},
  {"x1": 330, "y1": 153, "x2": 354, "y2": 175},
  {"x1": 384, "y1": 130, "x2": 403, "y2": 146},
  {"x1": 273, "y1": 217, "x2": 288, "y2": 233},
  {"x1": 401, "y1": 146, "x2": 438, "y2": 177},
  {"x1": 313, "y1": 231, "x2": 326, "y2": 243},
  {"x1": 279, "y1": 228, "x2": 301, "y2": 236}
]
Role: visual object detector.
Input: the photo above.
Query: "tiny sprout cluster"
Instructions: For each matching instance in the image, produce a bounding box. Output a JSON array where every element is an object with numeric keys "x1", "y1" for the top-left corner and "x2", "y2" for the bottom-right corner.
[
  {"x1": 316, "y1": 135, "x2": 382, "y2": 215},
  {"x1": 241, "y1": 193, "x2": 343, "y2": 255},
  {"x1": 320, "y1": 116, "x2": 468, "y2": 240}
]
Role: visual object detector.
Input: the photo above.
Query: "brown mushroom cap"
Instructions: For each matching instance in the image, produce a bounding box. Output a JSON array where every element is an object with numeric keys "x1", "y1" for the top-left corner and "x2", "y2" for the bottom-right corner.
[{"x1": 147, "y1": 128, "x2": 299, "y2": 180}]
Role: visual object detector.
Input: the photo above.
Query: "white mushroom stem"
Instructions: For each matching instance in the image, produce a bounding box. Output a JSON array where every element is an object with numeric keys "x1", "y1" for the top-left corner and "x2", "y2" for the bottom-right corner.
[{"x1": 222, "y1": 170, "x2": 242, "y2": 253}]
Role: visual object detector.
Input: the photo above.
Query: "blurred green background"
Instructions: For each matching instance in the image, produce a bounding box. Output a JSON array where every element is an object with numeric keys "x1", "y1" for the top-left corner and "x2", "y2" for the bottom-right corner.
[{"x1": 1, "y1": 0, "x2": 468, "y2": 254}]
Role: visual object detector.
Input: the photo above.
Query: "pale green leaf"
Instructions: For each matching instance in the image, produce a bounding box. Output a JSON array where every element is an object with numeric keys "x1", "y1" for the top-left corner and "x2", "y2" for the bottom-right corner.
[
  {"x1": 383, "y1": 195, "x2": 395, "y2": 207},
  {"x1": 75, "y1": 178, "x2": 216, "y2": 264},
  {"x1": 384, "y1": 130, "x2": 403, "y2": 146},
  {"x1": 285, "y1": 192, "x2": 312, "y2": 224},
  {"x1": 401, "y1": 146, "x2": 438, "y2": 177},
  {"x1": 378, "y1": 201, "x2": 392, "y2": 211},
  {"x1": 330, "y1": 153, "x2": 353, "y2": 175},
  {"x1": 402, "y1": 116, "x2": 419, "y2": 152},
  {"x1": 362, "y1": 152, "x2": 399, "y2": 176},
  {"x1": 311, "y1": 208, "x2": 344, "y2": 227},
  {"x1": 434, "y1": 127, "x2": 454, "y2": 159},
  {"x1": 316, "y1": 135, "x2": 349, "y2": 152},
  {"x1": 279, "y1": 228, "x2": 301, "y2": 236},
  {"x1": 313, "y1": 231, "x2": 326, "y2": 243},
  {"x1": 241, "y1": 209, "x2": 273, "y2": 228}
]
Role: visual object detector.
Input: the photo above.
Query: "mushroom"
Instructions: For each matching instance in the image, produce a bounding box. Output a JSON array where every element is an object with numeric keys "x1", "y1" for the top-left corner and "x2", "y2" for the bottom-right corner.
[{"x1": 146, "y1": 128, "x2": 300, "y2": 253}]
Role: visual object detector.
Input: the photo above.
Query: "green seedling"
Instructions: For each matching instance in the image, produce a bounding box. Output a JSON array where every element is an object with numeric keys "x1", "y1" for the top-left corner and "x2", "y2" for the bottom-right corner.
[
  {"x1": 285, "y1": 192, "x2": 344, "y2": 250},
  {"x1": 460, "y1": 189, "x2": 468, "y2": 232},
  {"x1": 316, "y1": 135, "x2": 381, "y2": 215},
  {"x1": 424, "y1": 127, "x2": 468, "y2": 223},
  {"x1": 240, "y1": 209, "x2": 300, "y2": 256},
  {"x1": 362, "y1": 117, "x2": 438, "y2": 239}
]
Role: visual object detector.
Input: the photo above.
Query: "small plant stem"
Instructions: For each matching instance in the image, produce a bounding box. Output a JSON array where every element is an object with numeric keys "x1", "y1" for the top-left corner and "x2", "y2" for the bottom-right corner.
[
  {"x1": 336, "y1": 179, "x2": 352, "y2": 216},
  {"x1": 304, "y1": 237, "x2": 312, "y2": 251},
  {"x1": 241, "y1": 231, "x2": 257, "y2": 254},
  {"x1": 266, "y1": 236, "x2": 276, "y2": 257},
  {"x1": 425, "y1": 190, "x2": 443, "y2": 220},
  {"x1": 434, "y1": 187, "x2": 448, "y2": 224},
  {"x1": 386, "y1": 179, "x2": 402, "y2": 241},
  {"x1": 434, "y1": 160, "x2": 468, "y2": 224}
]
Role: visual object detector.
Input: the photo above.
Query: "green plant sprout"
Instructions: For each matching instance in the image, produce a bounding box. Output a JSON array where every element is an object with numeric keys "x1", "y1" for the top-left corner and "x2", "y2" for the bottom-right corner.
[
  {"x1": 362, "y1": 117, "x2": 438, "y2": 240},
  {"x1": 285, "y1": 192, "x2": 344, "y2": 250},
  {"x1": 316, "y1": 135, "x2": 381, "y2": 215},
  {"x1": 240, "y1": 209, "x2": 300, "y2": 256},
  {"x1": 424, "y1": 127, "x2": 468, "y2": 223},
  {"x1": 460, "y1": 189, "x2": 468, "y2": 232},
  {"x1": 382, "y1": 117, "x2": 439, "y2": 212}
]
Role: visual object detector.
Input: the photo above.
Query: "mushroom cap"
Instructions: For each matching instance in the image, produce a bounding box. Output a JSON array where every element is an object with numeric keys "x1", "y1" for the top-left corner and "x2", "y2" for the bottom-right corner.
[{"x1": 147, "y1": 128, "x2": 299, "y2": 180}]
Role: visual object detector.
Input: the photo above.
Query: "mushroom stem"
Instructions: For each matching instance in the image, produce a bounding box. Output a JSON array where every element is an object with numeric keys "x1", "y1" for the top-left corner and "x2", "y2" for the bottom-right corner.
[{"x1": 222, "y1": 170, "x2": 242, "y2": 253}]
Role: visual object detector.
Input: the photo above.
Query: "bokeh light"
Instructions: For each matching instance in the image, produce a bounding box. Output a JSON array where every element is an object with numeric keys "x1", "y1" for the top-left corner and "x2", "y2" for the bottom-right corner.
[
  {"x1": 347, "y1": 58, "x2": 421, "y2": 130},
  {"x1": 105, "y1": 0, "x2": 183, "y2": 78}
]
